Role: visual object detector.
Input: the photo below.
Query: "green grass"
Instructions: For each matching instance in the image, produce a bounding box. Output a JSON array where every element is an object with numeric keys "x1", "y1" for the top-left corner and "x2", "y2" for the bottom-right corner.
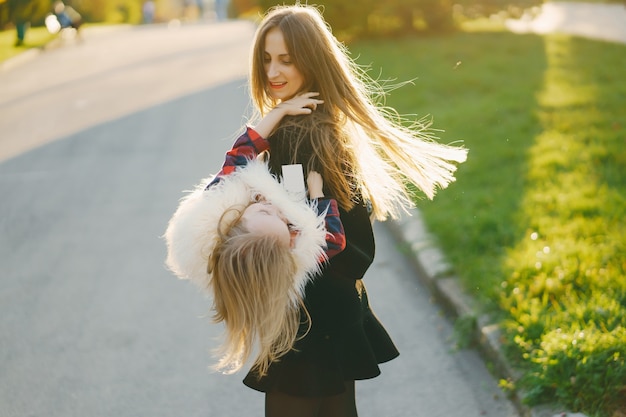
[
  {"x1": 354, "y1": 31, "x2": 547, "y2": 307},
  {"x1": 0, "y1": 23, "x2": 110, "y2": 64},
  {"x1": 0, "y1": 26, "x2": 57, "y2": 63},
  {"x1": 352, "y1": 30, "x2": 626, "y2": 416}
]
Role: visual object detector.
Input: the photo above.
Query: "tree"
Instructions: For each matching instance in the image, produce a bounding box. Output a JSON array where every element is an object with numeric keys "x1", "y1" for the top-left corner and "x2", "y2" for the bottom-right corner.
[
  {"x1": 372, "y1": 0, "x2": 454, "y2": 34},
  {"x1": 1, "y1": 0, "x2": 50, "y2": 45},
  {"x1": 256, "y1": 0, "x2": 454, "y2": 38}
]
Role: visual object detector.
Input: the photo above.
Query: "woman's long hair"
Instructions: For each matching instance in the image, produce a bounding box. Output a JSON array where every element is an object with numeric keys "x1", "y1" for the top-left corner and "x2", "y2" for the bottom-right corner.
[
  {"x1": 207, "y1": 207, "x2": 306, "y2": 377},
  {"x1": 250, "y1": 4, "x2": 468, "y2": 220}
]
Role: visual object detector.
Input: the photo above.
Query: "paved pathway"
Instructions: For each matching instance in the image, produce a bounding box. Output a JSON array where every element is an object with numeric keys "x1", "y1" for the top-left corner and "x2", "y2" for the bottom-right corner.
[{"x1": 505, "y1": 1, "x2": 626, "y2": 44}]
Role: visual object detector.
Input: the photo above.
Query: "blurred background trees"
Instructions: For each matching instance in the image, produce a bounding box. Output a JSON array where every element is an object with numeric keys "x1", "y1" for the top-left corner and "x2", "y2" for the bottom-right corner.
[
  {"x1": 257, "y1": 0, "x2": 457, "y2": 36},
  {"x1": 1, "y1": 0, "x2": 542, "y2": 38},
  {"x1": 0, "y1": 0, "x2": 145, "y2": 29},
  {"x1": 253, "y1": 0, "x2": 540, "y2": 37},
  {"x1": 1, "y1": 0, "x2": 50, "y2": 28}
]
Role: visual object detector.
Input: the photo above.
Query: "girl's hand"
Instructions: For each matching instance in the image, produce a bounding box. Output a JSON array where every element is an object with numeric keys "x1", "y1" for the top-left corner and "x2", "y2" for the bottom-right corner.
[
  {"x1": 307, "y1": 171, "x2": 324, "y2": 199},
  {"x1": 253, "y1": 93, "x2": 323, "y2": 138}
]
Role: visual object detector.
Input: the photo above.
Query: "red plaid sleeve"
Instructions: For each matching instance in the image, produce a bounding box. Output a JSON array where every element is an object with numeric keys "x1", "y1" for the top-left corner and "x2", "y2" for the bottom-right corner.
[
  {"x1": 207, "y1": 127, "x2": 269, "y2": 188},
  {"x1": 315, "y1": 198, "x2": 346, "y2": 260}
]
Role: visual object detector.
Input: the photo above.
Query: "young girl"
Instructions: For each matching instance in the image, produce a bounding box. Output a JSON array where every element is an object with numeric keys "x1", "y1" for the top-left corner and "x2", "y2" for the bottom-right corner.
[{"x1": 165, "y1": 124, "x2": 347, "y2": 380}]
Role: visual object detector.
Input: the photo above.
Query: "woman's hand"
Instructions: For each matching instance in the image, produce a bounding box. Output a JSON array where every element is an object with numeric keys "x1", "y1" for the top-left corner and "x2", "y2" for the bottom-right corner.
[
  {"x1": 277, "y1": 92, "x2": 324, "y2": 116},
  {"x1": 253, "y1": 92, "x2": 323, "y2": 138},
  {"x1": 307, "y1": 171, "x2": 324, "y2": 199}
]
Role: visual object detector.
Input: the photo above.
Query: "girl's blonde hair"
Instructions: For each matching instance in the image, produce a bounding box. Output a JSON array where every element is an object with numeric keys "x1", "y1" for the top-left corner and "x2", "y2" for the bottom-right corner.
[
  {"x1": 250, "y1": 4, "x2": 468, "y2": 220},
  {"x1": 207, "y1": 207, "x2": 307, "y2": 377}
]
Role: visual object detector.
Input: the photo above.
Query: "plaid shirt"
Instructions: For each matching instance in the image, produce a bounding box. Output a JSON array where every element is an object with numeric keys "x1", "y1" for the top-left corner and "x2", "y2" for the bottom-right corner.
[{"x1": 208, "y1": 127, "x2": 346, "y2": 259}]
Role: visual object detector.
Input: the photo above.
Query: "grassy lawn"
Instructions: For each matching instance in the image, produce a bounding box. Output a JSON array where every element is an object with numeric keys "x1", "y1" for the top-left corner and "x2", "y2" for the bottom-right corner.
[
  {"x1": 0, "y1": 23, "x2": 109, "y2": 64},
  {"x1": 352, "y1": 31, "x2": 626, "y2": 416},
  {"x1": 0, "y1": 26, "x2": 57, "y2": 63}
]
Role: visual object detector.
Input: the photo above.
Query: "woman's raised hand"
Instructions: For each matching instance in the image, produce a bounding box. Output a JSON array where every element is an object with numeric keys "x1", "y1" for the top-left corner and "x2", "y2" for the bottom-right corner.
[
  {"x1": 277, "y1": 92, "x2": 324, "y2": 116},
  {"x1": 253, "y1": 93, "x2": 324, "y2": 138}
]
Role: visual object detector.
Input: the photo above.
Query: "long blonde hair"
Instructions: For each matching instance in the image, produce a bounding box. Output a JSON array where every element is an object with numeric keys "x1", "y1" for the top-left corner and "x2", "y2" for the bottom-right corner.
[
  {"x1": 250, "y1": 4, "x2": 468, "y2": 220},
  {"x1": 207, "y1": 207, "x2": 307, "y2": 377}
]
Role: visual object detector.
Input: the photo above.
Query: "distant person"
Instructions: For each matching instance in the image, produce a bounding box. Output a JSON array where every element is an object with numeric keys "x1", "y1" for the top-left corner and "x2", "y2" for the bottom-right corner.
[
  {"x1": 14, "y1": 21, "x2": 28, "y2": 47},
  {"x1": 196, "y1": 0, "x2": 205, "y2": 18},
  {"x1": 215, "y1": 0, "x2": 228, "y2": 21},
  {"x1": 142, "y1": 0, "x2": 156, "y2": 24},
  {"x1": 53, "y1": 1, "x2": 82, "y2": 37},
  {"x1": 11, "y1": 0, "x2": 37, "y2": 46}
]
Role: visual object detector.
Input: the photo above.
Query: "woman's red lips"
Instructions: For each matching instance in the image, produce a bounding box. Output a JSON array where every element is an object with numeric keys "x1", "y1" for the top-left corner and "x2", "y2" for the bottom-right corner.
[{"x1": 270, "y1": 82, "x2": 286, "y2": 89}]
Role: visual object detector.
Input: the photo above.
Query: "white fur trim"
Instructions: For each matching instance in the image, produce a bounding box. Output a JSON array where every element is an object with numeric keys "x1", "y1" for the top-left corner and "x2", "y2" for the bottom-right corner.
[{"x1": 164, "y1": 159, "x2": 327, "y2": 301}]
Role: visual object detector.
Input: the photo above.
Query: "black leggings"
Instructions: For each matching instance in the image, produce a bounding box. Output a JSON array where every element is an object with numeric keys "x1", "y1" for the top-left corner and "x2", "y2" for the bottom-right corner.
[{"x1": 265, "y1": 381, "x2": 358, "y2": 417}]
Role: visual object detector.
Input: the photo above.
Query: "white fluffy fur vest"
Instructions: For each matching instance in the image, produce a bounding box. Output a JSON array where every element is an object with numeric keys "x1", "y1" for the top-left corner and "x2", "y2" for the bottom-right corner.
[{"x1": 164, "y1": 159, "x2": 327, "y2": 300}]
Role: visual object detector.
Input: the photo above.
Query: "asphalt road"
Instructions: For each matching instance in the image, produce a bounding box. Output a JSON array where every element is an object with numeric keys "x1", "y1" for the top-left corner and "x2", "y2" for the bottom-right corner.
[{"x1": 0, "y1": 21, "x2": 517, "y2": 417}]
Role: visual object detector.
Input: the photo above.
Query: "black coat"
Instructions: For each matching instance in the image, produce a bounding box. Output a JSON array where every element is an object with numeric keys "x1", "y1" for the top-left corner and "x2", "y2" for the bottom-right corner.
[{"x1": 243, "y1": 117, "x2": 399, "y2": 397}]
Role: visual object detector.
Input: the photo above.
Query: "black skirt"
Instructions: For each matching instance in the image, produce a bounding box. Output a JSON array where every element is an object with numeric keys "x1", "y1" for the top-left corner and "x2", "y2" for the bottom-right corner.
[
  {"x1": 243, "y1": 202, "x2": 399, "y2": 397},
  {"x1": 243, "y1": 277, "x2": 399, "y2": 397}
]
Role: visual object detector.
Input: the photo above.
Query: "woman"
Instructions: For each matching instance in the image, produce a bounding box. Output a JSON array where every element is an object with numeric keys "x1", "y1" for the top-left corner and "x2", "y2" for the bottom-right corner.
[{"x1": 237, "y1": 4, "x2": 468, "y2": 416}]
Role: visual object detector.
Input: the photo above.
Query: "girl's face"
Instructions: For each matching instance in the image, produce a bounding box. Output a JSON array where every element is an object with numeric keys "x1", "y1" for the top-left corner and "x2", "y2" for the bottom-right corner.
[
  {"x1": 263, "y1": 27, "x2": 305, "y2": 102},
  {"x1": 242, "y1": 201, "x2": 297, "y2": 248}
]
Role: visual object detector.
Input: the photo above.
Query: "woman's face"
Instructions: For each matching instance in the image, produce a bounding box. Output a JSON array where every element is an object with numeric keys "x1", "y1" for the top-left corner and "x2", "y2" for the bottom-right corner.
[
  {"x1": 263, "y1": 27, "x2": 305, "y2": 102},
  {"x1": 241, "y1": 201, "x2": 297, "y2": 248}
]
